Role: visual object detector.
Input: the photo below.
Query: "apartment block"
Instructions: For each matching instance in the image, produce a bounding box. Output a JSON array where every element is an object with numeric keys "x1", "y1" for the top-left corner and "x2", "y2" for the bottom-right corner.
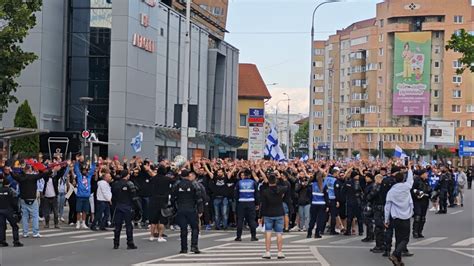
[{"x1": 310, "y1": 0, "x2": 474, "y2": 158}]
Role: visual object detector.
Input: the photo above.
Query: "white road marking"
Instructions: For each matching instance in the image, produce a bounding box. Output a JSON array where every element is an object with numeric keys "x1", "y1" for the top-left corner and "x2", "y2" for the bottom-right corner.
[
  {"x1": 216, "y1": 234, "x2": 251, "y2": 242},
  {"x1": 7, "y1": 229, "x2": 60, "y2": 234},
  {"x1": 305, "y1": 245, "x2": 474, "y2": 251},
  {"x1": 292, "y1": 235, "x2": 335, "y2": 243},
  {"x1": 411, "y1": 237, "x2": 447, "y2": 246},
  {"x1": 42, "y1": 230, "x2": 92, "y2": 238},
  {"x1": 105, "y1": 232, "x2": 151, "y2": 239},
  {"x1": 448, "y1": 248, "x2": 474, "y2": 258},
  {"x1": 452, "y1": 237, "x2": 474, "y2": 247},
  {"x1": 71, "y1": 231, "x2": 113, "y2": 238},
  {"x1": 40, "y1": 239, "x2": 96, "y2": 247},
  {"x1": 140, "y1": 233, "x2": 180, "y2": 240},
  {"x1": 161, "y1": 256, "x2": 315, "y2": 262},
  {"x1": 139, "y1": 261, "x2": 319, "y2": 266},
  {"x1": 330, "y1": 236, "x2": 364, "y2": 245},
  {"x1": 449, "y1": 210, "x2": 464, "y2": 215},
  {"x1": 310, "y1": 246, "x2": 330, "y2": 266},
  {"x1": 184, "y1": 233, "x2": 226, "y2": 240}
]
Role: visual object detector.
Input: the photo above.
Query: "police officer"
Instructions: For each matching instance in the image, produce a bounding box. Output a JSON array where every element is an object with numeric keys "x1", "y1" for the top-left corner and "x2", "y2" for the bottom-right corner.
[
  {"x1": 234, "y1": 169, "x2": 259, "y2": 242},
  {"x1": 0, "y1": 174, "x2": 23, "y2": 247},
  {"x1": 436, "y1": 166, "x2": 451, "y2": 214},
  {"x1": 361, "y1": 173, "x2": 375, "y2": 242},
  {"x1": 323, "y1": 167, "x2": 339, "y2": 235},
  {"x1": 342, "y1": 170, "x2": 363, "y2": 236},
  {"x1": 111, "y1": 169, "x2": 142, "y2": 250},
  {"x1": 368, "y1": 173, "x2": 385, "y2": 253},
  {"x1": 172, "y1": 169, "x2": 203, "y2": 254},
  {"x1": 411, "y1": 169, "x2": 432, "y2": 238}
]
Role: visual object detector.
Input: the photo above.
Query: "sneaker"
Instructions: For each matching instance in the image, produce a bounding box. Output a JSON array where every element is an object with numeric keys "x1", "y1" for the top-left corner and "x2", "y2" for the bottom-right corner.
[
  {"x1": 69, "y1": 222, "x2": 75, "y2": 226},
  {"x1": 179, "y1": 250, "x2": 188, "y2": 254},
  {"x1": 76, "y1": 222, "x2": 81, "y2": 229},
  {"x1": 289, "y1": 226, "x2": 300, "y2": 232},
  {"x1": 251, "y1": 237, "x2": 259, "y2": 241},
  {"x1": 127, "y1": 244, "x2": 138, "y2": 250},
  {"x1": 191, "y1": 246, "x2": 201, "y2": 254},
  {"x1": 81, "y1": 222, "x2": 89, "y2": 229},
  {"x1": 22, "y1": 234, "x2": 29, "y2": 238},
  {"x1": 256, "y1": 225, "x2": 263, "y2": 232},
  {"x1": 39, "y1": 217, "x2": 45, "y2": 222},
  {"x1": 170, "y1": 225, "x2": 175, "y2": 231},
  {"x1": 277, "y1": 252, "x2": 285, "y2": 259},
  {"x1": 13, "y1": 242, "x2": 24, "y2": 247},
  {"x1": 149, "y1": 237, "x2": 155, "y2": 242},
  {"x1": 60, "y1": 217, "x2": 66, "y2": 222},
  {"x1": 234, "y1": 237, "x2": 242, "y2": 242},
  {"x1": 157, "y1": 237, "x2": 167, "y2": 243},
  {"x1": 32, "y1": 233, "x2": 42, "y2": 238},
  {"x1": 205, "y1": 224, "x2": 212, "y2": 230},
  {"x1": 370, "y1": 247, "x2": 385, "y2": 253},
  {"x1": 262, "y1": 251, "x2": 271, "y2": 259},
  {"x1": 429, "y1": 207, "x2": 436, "y2": 212}
]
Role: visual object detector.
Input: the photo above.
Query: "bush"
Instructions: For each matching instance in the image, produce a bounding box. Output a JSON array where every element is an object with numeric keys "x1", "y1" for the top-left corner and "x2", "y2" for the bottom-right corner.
[{"x1": 11, "y1": 100, "x2": 39, "y2": 157}]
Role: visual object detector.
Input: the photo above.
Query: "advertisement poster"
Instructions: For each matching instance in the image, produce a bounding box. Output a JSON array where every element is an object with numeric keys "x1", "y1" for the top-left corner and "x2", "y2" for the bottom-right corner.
[
  {"x1": 425, "y1": 120, "x2": 455, "y2": 144},
  {"x1": 393, "y1": 32, "x2": 431, "y2": 115},
  {"x1": 248, "y1": 108, "x2": 265, "y2": 161}
]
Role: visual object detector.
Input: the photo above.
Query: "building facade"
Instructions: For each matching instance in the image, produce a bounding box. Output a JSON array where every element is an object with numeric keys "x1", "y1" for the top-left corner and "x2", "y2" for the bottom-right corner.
[
  {"x1": 310, "y1": 0, "x2": 474, "y2": 158},
  {"x1": 2, "y1": 0, "x2": 241, "y2": 160}
]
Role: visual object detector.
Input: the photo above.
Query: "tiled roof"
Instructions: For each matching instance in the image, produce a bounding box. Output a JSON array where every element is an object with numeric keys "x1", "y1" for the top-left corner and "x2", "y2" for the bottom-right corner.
[{"x1": 238, "y1": 64, "x2": 272, "y2": 99}]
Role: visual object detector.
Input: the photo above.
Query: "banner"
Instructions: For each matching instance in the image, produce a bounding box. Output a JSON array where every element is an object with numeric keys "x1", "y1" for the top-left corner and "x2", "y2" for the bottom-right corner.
[
  {"x1": 393, "y1": 32, "x2": 431, "y2": 115},
  {"x1": 248, "y1": 108, "x2": 265, "y2": 161},
  {"x1": 131, "y1": 132, "x2": 144, "y2": 153},
  {"x1": 425, "y1": 121, "x2": 455, "y2": 144}
]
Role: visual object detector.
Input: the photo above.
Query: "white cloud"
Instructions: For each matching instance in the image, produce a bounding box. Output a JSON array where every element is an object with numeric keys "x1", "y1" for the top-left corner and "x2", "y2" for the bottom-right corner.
[{"x1": 265, "y1": 87, "x2": 309, "y2": 116}]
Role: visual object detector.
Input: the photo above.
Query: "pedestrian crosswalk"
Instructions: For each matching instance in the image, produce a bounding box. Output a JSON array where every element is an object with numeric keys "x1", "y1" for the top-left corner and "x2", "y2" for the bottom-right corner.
[{"x1": 4, "y1": 227, "x2": 473, "y2": 252}]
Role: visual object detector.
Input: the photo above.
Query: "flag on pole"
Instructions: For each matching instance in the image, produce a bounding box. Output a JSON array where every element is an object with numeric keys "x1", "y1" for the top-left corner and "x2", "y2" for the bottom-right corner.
[
  {"x1": 131, "y1": 132, "x2": 143, "y2": 153},
  {"x1": 394, "y1": 145, "x2": 408, "y2": 158},
  {"x1": 264, "y1": 125, "x2": 286, "y2": 161},
  {"x1": 300, "y1": 154, "x2": 309, "y2": 162}
]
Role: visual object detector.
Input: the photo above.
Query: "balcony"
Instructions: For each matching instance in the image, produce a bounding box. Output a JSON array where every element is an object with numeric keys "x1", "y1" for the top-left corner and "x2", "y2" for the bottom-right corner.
[
  {"x1": 385, "y1": 23, "x2": 410, "y2": 33},
  {"x1": 422, "y1": 21, "x2": 445, "y2": 31}
]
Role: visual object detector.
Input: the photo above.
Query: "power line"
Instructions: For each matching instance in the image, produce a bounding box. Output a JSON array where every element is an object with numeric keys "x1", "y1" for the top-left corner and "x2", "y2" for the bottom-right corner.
[{"x1": 228, "y1": 31, "x2": 334, "y2": 35}]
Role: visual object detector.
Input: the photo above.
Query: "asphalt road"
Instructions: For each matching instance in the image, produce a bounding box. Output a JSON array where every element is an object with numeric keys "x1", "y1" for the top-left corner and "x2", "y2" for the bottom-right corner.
[{"x1": 1, "y1": 189, "x2": 473, "y2": 266}]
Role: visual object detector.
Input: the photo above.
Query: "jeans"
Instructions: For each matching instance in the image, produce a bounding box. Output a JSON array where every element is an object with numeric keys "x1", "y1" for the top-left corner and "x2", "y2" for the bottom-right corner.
[
  {"x1": 213, "y1": 197, "x2": 229, "y2": 229},
  {"x1": 20, "y1": 199, "x2": 39, "y2": 235},
  {"x1": 43, "y1": 196, "x2": 59, "y2": 226},
  {"x1": 93, "y1": 201, "x2": 110, "y2": 229},
  {"x1": 298, "y1": 204, "x2": 310, "y2": 229},
  {"x1": 140, "y1": 196, "x2": 150, "y2": 225},
  {"x1": 58, "y1": 192, "x2": 66, "y2": 218},
  {"x1": 393, "y1": 218, "x2": 410, "y2": 260}
]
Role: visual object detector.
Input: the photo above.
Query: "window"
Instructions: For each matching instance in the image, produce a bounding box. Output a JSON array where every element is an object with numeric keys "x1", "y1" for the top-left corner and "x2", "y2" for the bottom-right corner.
[
  {"x1": 452, "y1": 105, "x2": 461, "y2": 113},
  {"x1": 351, "y1": 107, "x2": 361, "y2": 114},
  {"x1": 314, "y1": 111, "x2": 323, "y2": 118},
  {"x1": 211, "y1": 6, "x2": 224, "y2": 16},
  {"x1": 434, "y1": 32, "x2": 440, "y2": 38},
  {"x1": 378, "y1": 34, "x2": 384, "y2": 42},
  {"x1": 314, "y1": 86, "x2": 324, "y2": 93},
  {"x1": 433, "y1": 90, "x2": 439, "y2": 98},
  {"x1": 350, "y1": 36, "x2": 368, "y2": 46},
  {"x1": 378, "y1": 62, "x2": 383, "y2": 69},
  {"x1": 452, "y1": 90, "x2": 462, "y2": 98},
  {"x1": 341, "y1": 69, "x2": 345, "y2": 76},
  {"x1": 452, "y1": 75, "x2": 462, "y2": 83},
  {"x1": 434, "y1": 75, "x2": 440, "y2": 83},
  {"x1": 340, "y1": 82, "x2": 345, "y2": 89},
  {"x1": 378, "y1": 48, "x2": 384, "y2": 56},
  {"x1": 453, "y1": 60, "x2": 462, "y2": 69},
  {"x1": 340, "y1": 95, "x2": 345, "y2": 103},
  {"x1": 454, "y1": 15, "x2": 463, "y2": 24},
  {"x1": 433, "y1": 104, "x2": 439, "y2": 112},
  {"x1": 434, "y1": 46, "x2": 441, "y2": 54},
  {"x1": 379, "y1": 19, "x2": 384, "y2": 28},
  {"x1": 341, "y1": 55, "x2": 345, "y2": 63},
  {"x1": 199, "y1": 4, "x2": 208, "y2": 10},
  {"x1": 467, "y1": 120, "x2": 474, "y2": 127},
  {"x1": 239, "y1": 114, "x2": 247, "y2": 127},
  {"x1": 314, "y1": 61, "x2": 323, "y2": 68},
  {"x1": 377, "y1": 90, "x2": 382, "y2": 99},
  {"x1": 378, "y1": 76, "x2": 383, "y2": 84},
  {"x1": 456, "y1": 120, "x2": 461, "y2": 128},
  {"x1": 313, "y1": 99, "x2": 323, "y2": 105},
  {"x1": 352, "y1": 120, "x2": 361, "y2": 127},
  {"x1": 314, "y1": 48, "x2": 324, "y2": 55},
  {"x1": 434, "y1": 61, "x2": 440, "y2": 68},
  {"x1": 466, "y1": 105, "x2": 474, "y2": 113}
]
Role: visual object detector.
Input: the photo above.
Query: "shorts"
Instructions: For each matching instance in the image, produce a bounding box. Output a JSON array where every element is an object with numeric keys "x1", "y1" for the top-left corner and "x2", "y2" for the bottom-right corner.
[
  {"x1": 264, "y1": 216, "x2": 284, "y2": 233},
  {"x1": 282, "y1": 202, "x2": 289, "y2": 216},
  {"x1": 339, "y1": 202, "x2": 347, "y2": 219},
  {"x1": 76, "y1": 197, "x2": 90, "y2": 213},
  {"x1": 149, "y1": 197, "x2": 167, "y2": 224}
]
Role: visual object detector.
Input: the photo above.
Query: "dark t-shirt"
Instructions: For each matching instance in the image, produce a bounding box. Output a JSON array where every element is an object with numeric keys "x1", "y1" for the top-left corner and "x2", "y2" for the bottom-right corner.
[{"x1": 260, "y1": 185, "x2": 287, "y2": 217}]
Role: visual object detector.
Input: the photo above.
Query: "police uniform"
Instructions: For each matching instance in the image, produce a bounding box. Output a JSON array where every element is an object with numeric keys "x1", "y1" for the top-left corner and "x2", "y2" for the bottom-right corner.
[
  {"x1": 323, "y1": 174, "x2": 338, "y2": 234},
  {"x1": 362, "y1": 179, "x2": 375, "y2": 242},
  {"x1": 307, "y1": 181, "x2": 328, "y2": 238},
  {"x1": 171, "y1": 171, "x2": 203, "y2": 254},
  {"x1": 436, "y1": 171, "x2": 451, "y2": 214},
  {"x1": 367, "y1": 180, "x2": 385, "y2": 253},
  {"x1": 234, "y1": 174, "x2": 259, "y2": 241},
  {"x1": 0, "y1": 178, "x2": 22, "y2": 247},
  {"x1": 342, "y1": 174, "x2": 363, "y2": 236},
  {"x1": 411, "y1": 171, "x2": 432, "y2": 238},
  {"x1": 111, "y1": 171, "x2": 141, "y2": 249}
]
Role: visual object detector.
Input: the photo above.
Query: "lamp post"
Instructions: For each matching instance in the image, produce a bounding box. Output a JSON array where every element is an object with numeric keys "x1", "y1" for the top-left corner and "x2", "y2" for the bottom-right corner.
[
  {"x1": 309, "y1": 0, "x2": 342, "y2": 160},
  {"x1": 79, "y1": 97, "x2": 93, "y2": 157},
  {"x1": 283, "y1": 92, "x2": 290, "y2": 160},
  {"x1": 180, "y1": 0, "x2": 192, "y2": 159}
]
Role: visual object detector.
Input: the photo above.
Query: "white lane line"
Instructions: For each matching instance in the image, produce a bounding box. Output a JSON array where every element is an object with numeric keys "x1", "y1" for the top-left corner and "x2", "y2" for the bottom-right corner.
[
  {"x1": 449, "y1": 210, "x2": 464, "y2": 215},
  {"x1": 139, "y1": 261, "x2": 319, "y2": 266},
  {"x1": 203, "y1": 249, "x2": 310, "y2": 253},
  {"x1": 448, "y1": 248, "x2": 474, "y2": 258},
  {"x1": 42, "y1": 231, "x2": 92, "y2": 238},
  {"x1": 452, "y1": 237, "x2": 474, "y2": 247},
  {"x1": 306, "y1": 245, "x2": 474, "y2": 251},
  {"x1": 185, "y1": 233, "x2": 225, "y2": 240},
  {"x1": 310, "y1": 246, "x2": 330, "y2": 266},
  {"x1": 292, "y1": 235, "x2": 335, "y2": 243},
  {"x1": 140, "y1": 233, "x2": 180, "y2": 240},
  {"x1": 7, "y1": 229, "x2": 60, "y2": 234},
  {"x1": 411, "y1": 237, "x2": 447, "y2": 246},
  {"x1": 162, "y1": 256, "x2": 315, "y2": 262},
  {"x1": 216, "y1": 235, "x2": 251, "y2": 242},
  {"x1": 105, "y1": 232, "x2": 153, "y2": 239},
  {"x1": 330, "y1": 236, "x2": 364, "y2": 245},
  {"x1": 40, "y1": 239, "x2": 96, "y2": 247},
  {"x1": 72, "y1": 231, "x2": 113, "y2": 239},
  {"x1": 182, "y1": 252, "x2": 312, "y2": 257}
]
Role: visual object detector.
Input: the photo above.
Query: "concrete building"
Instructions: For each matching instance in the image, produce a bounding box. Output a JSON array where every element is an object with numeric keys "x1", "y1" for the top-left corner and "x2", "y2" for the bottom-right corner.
[
  {"x1": 236, "y1": 64, "x2": 271, "y2": 160},
  {"x1": 2, "y1": 0, "x2": 242, "y2": 160},
  {"x1": 310, "y1": 0, "x2": 474, "y2": 158}
]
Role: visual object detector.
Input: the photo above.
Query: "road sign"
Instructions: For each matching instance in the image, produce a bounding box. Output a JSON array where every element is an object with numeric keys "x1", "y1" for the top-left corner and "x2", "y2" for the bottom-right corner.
[
  {"x1": 81, "y1": 130, "x2": 90, "y2": 139},
  {"x1": 89, "y1": 133, "x2": 98, "y2": 142},
  {"x1": 459, "y1": 140, "x2": 474, "y2": 157},
  {"x1": 249, "y1": 108, "x2": 264, "y2": 118}
]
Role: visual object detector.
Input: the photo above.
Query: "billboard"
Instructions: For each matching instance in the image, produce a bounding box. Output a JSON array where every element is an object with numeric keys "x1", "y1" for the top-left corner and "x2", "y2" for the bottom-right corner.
[
  {"x1": 248, "y1": 108, "x2": 265, "y2": 161},
  {"x1": 425, "y1": 121, "x2": 455, "y2": 144},
  {"x1": 393, "y1": 32, "x2": 431, "y2": 115}
]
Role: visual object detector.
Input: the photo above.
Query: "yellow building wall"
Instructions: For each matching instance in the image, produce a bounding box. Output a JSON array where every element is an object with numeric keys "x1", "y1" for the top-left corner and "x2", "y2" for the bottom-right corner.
[{"x1": 237, "y1": 98, "x2": 265, "y2": 150}]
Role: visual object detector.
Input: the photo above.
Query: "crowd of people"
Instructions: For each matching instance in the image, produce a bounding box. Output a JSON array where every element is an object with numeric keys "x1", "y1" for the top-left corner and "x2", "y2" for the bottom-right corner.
[{"x1": 0, "y1": 153, "x2": 472, "y2": 265}]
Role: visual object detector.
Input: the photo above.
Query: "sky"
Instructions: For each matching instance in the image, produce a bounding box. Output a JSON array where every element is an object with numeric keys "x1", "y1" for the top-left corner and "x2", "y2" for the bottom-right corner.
[{"x1": 225, "y1": 0, "x2": 383, "y2": 115}]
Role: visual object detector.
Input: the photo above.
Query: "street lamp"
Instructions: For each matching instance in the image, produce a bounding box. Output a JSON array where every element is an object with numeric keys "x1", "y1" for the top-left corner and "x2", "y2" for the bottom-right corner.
[
  {"x1": 283, "y1": 92, "x2": 290, "y2": 160},
  {"x1": 309, "y1": 0, "x2": 342, "y2": 160},
  {"x1": 79, "y1": 97, "x2": 93, "y2": 157},
  {"x1": 180, "y1": 0, "x2": 192, "y2": 159}
]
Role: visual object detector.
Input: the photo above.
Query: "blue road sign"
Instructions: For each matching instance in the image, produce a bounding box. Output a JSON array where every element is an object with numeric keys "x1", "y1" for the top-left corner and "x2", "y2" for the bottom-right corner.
[
  {"x1": 249, "y1": 108, "x2": 264, "y2": 118},
  {"x1": 459, "y1": 140, "x2": 474, "y2": 157}
]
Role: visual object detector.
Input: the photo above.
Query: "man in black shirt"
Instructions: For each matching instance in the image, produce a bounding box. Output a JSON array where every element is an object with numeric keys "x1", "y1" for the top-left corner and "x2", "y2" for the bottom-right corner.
[{"x1": 0, "y1": 175, "x2": 23, "y2": 247}]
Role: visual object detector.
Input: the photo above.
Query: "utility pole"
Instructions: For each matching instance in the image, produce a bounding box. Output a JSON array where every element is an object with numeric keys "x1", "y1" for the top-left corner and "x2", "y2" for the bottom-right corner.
[
  {"x1": 283, "y1": 93, "x2": 290, "y2": 160},
  {"x1": 180, "y1": 0, "x2": 191, "y2": 159},
  {"x1": 80, "y1": 97, "x2": 93, "y2": 157}
]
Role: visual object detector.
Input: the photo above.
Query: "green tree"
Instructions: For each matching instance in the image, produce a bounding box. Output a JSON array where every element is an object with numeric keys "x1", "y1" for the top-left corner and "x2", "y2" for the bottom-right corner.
[
  {"x1": 370, "y1": 149, "x2": 379, "y2": 158},
  {"x1": 294, "y1": 121, "x2": 309, "y2": 148},
  {"x1": 445, "y1": 29, "x2": 474, "y2": 74},
  {"x1": 383, "y1": 149, "x2": 395, "y2": 159},
  {"x1": 434, "y1": 148, "x2": 453, "y2": 159},
  {"x1": 0, "y1": 0, "x2": 42, "y2": 113},
  {"x1": 417, "y1": 149, "x2": 429, "y2": 157},
  {"x1": 11, "y1": 100, "x2": 39, "y2": 156},
  {"x1": 351, "y1": 150, "x2": 360, "y2": 157}
]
